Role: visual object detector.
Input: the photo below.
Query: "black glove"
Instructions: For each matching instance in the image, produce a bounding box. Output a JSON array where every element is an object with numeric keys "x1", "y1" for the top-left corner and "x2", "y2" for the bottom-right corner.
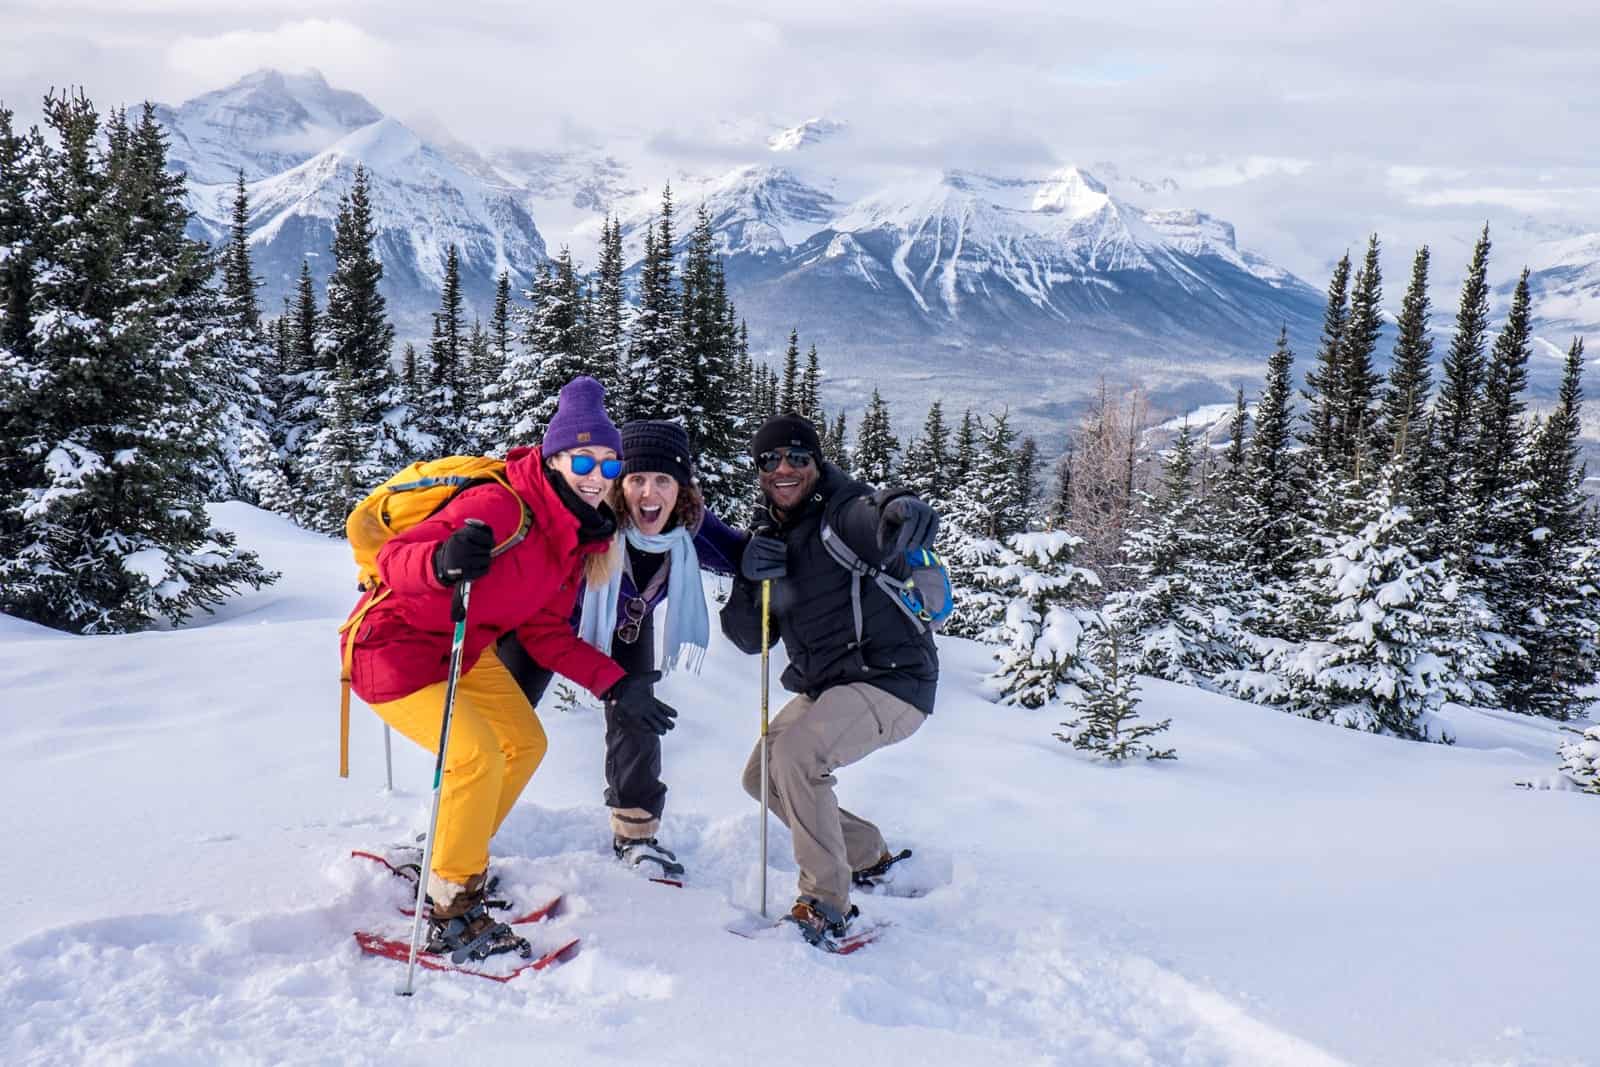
[
  {"x1": 877, "y1": 496, "x2": 939, "y2": 558},
  {"x1": 605, "y1": 671, "x2": 679, "y2": 735},
  {"x1": 740, "y1": 534, "x2": 788, "y2": 582},
  {"x1": 432, "y1": 519, "x2": 494, "y2": 586}
]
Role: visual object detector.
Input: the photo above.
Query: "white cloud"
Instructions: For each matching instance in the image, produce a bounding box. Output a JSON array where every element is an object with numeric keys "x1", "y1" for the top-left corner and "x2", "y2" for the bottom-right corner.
[
  {"x1": 2, "y1": 0, "x2": 1597, "y2": 291},
  {"x1": 165, "y1": 19, "x2": 391, "y2": 89}
]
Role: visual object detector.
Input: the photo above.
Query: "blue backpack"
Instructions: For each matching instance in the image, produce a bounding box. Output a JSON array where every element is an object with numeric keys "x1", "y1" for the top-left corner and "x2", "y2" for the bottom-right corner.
[{"x1": 820, "y1": 522, "x2": 954, "y2": 638}]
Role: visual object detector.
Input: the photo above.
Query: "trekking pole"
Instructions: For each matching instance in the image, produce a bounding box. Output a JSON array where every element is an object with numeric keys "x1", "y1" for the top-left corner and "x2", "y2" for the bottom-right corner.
[
  {"x1": 397, "y1": 573, "x2": 475, "y2": 997},
  {"x1": 759, "y1": 578, "x2": 771, "y2": 919},
  {"x1": 383, "y1": 725, "x2": 394, "y2": 792}
]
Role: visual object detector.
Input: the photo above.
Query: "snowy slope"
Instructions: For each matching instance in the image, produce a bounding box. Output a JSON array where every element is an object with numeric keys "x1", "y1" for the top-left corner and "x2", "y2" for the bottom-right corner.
[{"x1": 4, "y1": 510, "x2": 1591, "y2": 1067}]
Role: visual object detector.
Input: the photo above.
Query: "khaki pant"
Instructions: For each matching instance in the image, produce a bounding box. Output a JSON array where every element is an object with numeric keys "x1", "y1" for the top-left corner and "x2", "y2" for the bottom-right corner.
[
  {"x1": 370, "y1": 654, "x2": 547, "y2": 884},
  {"x1": 741, "y1": 682, "x2": 925, "y2": 911}
]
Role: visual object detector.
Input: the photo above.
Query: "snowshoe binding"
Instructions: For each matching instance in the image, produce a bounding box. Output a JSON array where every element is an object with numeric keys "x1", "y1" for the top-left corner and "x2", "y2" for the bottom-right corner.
[
  {"x1": 424, "y1": 874, "x2": 530, "y2": 965},
  {"x1": 852, "y1": 848, "x2": 912, "y2": 889},
  {"x1": 613, "y1": 836, "x2": 686, "y2": 878},
  {"x1": 784, "y1": 897, "x2": 860, "y2": 951}
]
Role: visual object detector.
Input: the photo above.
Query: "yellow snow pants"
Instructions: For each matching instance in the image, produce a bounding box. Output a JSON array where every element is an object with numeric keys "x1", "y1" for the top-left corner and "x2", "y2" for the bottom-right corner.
[{"x1": 370, "y1": 653, "x2": 547, "y2": 884}]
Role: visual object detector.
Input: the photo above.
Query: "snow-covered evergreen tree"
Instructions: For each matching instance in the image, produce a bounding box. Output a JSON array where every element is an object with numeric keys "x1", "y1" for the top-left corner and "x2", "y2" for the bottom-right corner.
[
  {"x1": 300, "y1": 355, "x2": 388, "y2": 534},
  {"x1": 778, "y1": 329, "x2": 801, "y2": 414},
  {"x1": 1516, "y1": 337, "x2": 1595, "y2": 720},
  {"x1": 209, "y1": 167, "x2": 276, "y2": 503},
  {"x1": 0, "y1": 94, "x2": 272, "y2": 631},
  {"x1": 1015, "y1": 436, "x2": 1040, "y2": 531},
  {"x1": 958, "y1": 410, "x2": 1028, "y2": 540},
  {"x1": 0, "y1": 104, "x2": 45, "y2": 602},
  {"x1": 678, "y1": 207, "x2": 745, "y2": 512},
  {"x1": 279, "y1": 260, "x2": 325, "y2": 475},
  {"x1": 800, "y1": 344, "x2": 821, "y2": 423},
  {"x1": 1471, "y1": 269, "x2": 1537, "y2": 714},
  {"x1": 1557, "y1": 724, "x2": 1600, "y2": 793},
  {"x1": 623, "y1": 187, "x2": 678, "y2": 424},
  {"x1": 900, "y1": 400, "x2": 950, "y2": 505},
  {"x1": 824, "y1": 410, "x2": 850, "y2": 474},
  {"x1": 950, "y1": 409, "x2": 977, "y2": 490},
  {"x1": 1272, "y1": 469, "x2": 1461, "y2": 739},
  {"x1": 219, "y1": 170, "x2": 261, "y2": 332},
  {"x1": 1303, "y1": 252, "x2": 1351, "y2": 469},
  {"x1": 1107, "y1": 423, "x2": 1242, "y2": 687},
  {"x1": 238, "y1": 422, "x2": 295, "y2": 516},
  {"x1": 854, "y1": 389, "x2": 898, "y2": 486},
  {"x1": 480, "y1": 255, "x2": 586, "y2": 451},
  {"x1": 983, "y1": 530, "x2": 1103, "y2": 707},
  {"x1": 459, "y1": 320, "x2": 492, "y2": 453},
  {"x1": 1380, "y1": 246, "x2": 1436, "y2": 513},
  {"x1": 590, "y1": 218, "x2": 627, "y2": 403},
  {"x1": 1433, "y1": 226, "x2": 1492, "y2": 560},
  {"x1": 300, "y1": 164, "x2": 398, "y2": 525},
  {"x1": 1333, "y1": 235, "x2": 1385, "y2": 476},
  {"x1": 1056, "y1": 615, "x2": 1175, "y2": 762},
  {"x1": 419, "y1": 243, "x2": 468, "y2": 453},
  {"x1": 323, "y1": 165, "x2": 395, "y2": 419}
]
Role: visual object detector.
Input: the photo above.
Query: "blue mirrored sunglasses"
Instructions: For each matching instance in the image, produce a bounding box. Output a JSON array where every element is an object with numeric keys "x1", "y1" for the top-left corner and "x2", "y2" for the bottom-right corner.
[{"x1": 569, "y1": 454, "x2": 623, "y2": 479}]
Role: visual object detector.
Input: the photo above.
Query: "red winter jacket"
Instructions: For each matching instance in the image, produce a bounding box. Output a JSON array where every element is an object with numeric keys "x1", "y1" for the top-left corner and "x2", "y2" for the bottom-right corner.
[{"x1": 344, "y1": 446, "x2": 626, "y2": 706}]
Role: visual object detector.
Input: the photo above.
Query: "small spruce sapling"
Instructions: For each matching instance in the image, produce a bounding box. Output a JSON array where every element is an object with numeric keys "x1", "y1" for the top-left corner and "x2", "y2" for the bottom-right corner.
[{"x1": 1055, "y1": 615, "x2": 1176, "y2": 761}]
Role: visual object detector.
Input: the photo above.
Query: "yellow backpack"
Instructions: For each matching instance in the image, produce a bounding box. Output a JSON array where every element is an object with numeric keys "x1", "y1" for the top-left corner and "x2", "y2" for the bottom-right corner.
[{"x1": 336, "y1": 456, "x2": 532, "y2": 777}]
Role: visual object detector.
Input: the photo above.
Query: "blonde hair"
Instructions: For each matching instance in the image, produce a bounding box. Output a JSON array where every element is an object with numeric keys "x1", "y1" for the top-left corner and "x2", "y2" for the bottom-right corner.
[{"x1": 585, "y1": 535, "x2": 623, "y2": 586}]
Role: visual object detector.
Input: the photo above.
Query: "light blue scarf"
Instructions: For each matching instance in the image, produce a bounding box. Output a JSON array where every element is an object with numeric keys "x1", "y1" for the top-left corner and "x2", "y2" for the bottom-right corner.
[{"x1": 578, "y1": 525, "x2": 709, "y2": 675}]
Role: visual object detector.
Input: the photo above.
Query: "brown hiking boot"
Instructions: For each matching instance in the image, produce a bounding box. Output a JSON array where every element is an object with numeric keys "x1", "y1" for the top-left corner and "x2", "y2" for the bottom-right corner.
[
  {"x1": 786, "y1": 897, "x2": 858, "y2": 947},
  {"x1": 425, "y1": 871, "x2": 488, "y2": 920},
  {"x1": 424, "y1": 871, "x2": 530, "y2": 963}
]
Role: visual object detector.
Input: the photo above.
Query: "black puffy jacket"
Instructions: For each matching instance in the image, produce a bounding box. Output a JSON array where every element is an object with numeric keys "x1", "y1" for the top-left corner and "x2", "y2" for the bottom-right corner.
[{"x1": 720, "y1": 463, "x2": 938, "y2": 714}]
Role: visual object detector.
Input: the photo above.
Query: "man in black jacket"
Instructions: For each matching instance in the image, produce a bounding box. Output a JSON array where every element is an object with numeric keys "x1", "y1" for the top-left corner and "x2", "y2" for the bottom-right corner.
[{"x1": 721, "y1": 414, "x2": 940, "y2": 945}]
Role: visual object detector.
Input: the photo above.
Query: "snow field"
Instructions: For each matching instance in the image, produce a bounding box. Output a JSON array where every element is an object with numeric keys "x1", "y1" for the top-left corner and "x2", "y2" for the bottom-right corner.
[{"x1": 2, "y1": 504, "x2": 1594, "y2": 1066}]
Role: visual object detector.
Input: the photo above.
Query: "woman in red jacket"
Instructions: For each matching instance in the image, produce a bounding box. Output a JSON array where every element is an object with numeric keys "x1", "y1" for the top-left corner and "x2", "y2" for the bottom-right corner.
[{"x1": 345, "y1": 376, "x2": 678, "y2": 962}]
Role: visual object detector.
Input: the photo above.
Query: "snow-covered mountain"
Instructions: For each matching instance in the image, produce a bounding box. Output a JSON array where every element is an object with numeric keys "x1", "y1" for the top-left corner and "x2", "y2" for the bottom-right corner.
[
  {"x1": 164, "y1": 71, "x2": 547, "y2": 335},
  {"x1": 609, "y1": 163, "x2": 1325, "y2": 424},
  {"x1": 1525, "y1": 231, "x2": 1600, "y2": 345},
  {"x1": 768, "y1": 117, "x2": 848, "y2": 152},
  {"x1": 159, "y1": 70, "x2": 1324, "y2": 424},
  {"x1": 154, "y1": 69, "x2": 383, "y2": 185}
]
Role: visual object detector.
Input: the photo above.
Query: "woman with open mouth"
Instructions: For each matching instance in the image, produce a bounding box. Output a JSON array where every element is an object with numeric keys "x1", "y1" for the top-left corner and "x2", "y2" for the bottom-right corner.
[{"x1": 497, "y1": 419, "x2": 748, "y2": 879}]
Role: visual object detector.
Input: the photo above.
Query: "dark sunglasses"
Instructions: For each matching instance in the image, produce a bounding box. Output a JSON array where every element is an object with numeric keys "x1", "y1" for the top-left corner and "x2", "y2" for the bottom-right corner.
[
  {"x1": 616, "y1": 596, "x2": 649, "y2": 644},
  {"x1": 568, "y1": 453, "x2": 623, "y2": 479},
  {"x1": 757, "y1": 447, "x2": 815, "y2": 473}
]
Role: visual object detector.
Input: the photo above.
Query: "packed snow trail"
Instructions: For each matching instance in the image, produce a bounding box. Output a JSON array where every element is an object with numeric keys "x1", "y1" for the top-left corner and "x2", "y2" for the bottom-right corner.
[{"x1": 2, "y1": 504, "x2": 1593, "y2": 1066}]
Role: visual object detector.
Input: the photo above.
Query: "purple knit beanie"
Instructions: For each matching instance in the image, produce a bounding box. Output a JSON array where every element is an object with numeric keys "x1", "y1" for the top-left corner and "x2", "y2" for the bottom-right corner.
[{"x1": 541, "y1": 376, "x2": 622, "y2": 457}]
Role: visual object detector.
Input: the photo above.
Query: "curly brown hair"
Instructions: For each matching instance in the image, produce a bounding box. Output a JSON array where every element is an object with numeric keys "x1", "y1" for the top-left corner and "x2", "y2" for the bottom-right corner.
[{"x1": 609, "y1": 476, "x2": 705, "y2": 535}]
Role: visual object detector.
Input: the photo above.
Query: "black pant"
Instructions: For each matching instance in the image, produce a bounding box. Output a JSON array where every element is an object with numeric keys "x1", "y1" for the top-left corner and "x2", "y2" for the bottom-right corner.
[{"x1": 496, "y1": 613, "x2": 667, "y2": 823}]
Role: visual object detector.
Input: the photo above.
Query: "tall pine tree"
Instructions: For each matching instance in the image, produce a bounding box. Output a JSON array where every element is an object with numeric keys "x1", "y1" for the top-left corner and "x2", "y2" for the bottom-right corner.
[
  {"x1": 421, "y1": 243, "x2": 467, "y2": 451},
  {"x1": 1433, "y1": 225, "x2": 1492, "y2": 557},
  {"x1": 1303, "y1": 252, "x2": 1352, "y2": 468},
  {"x1": 1380, "y1": 246, "x2": 1434, "y2": 481}
]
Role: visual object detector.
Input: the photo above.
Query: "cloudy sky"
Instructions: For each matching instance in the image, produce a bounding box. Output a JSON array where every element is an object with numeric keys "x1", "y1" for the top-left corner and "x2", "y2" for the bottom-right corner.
[{"x1": 4, "y1": 0, "x2": 1597, "y2": 287}]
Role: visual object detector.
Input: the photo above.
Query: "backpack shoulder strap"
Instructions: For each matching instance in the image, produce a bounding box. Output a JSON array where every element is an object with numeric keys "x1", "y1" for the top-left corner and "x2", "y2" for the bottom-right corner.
[
  {"x1": 821, "y1": 521, "x2": 932, "y2": 640},
  {"x1": 428, "y1": 470, "x2": 533, "y2": 558}
]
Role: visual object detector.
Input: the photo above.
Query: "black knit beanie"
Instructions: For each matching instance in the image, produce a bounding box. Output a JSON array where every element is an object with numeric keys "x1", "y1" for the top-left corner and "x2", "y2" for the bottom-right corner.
[
  {"x1": 751, "y1": 414, "x2": 823, "y2": 461},
  {"x1": 621, "y1": 420, "x2": 694, "y2": 486}
]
